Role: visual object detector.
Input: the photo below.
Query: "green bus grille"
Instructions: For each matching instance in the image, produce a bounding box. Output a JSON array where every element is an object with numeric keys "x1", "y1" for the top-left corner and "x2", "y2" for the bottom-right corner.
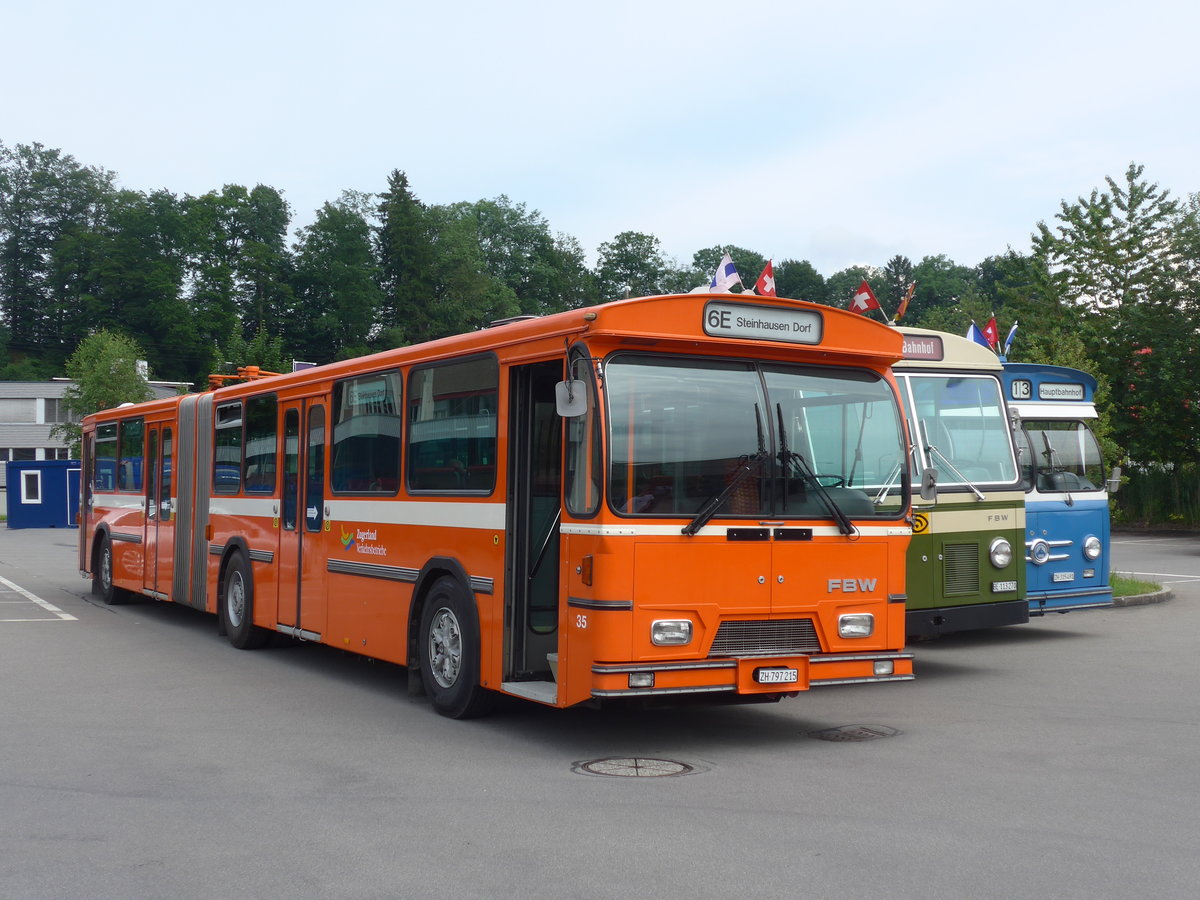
[{"x1": 944, "y1": 543, "x2": 980, "y2": 595}]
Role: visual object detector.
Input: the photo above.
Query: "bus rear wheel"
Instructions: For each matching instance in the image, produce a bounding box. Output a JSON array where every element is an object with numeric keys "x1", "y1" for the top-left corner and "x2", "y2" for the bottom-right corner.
[
  {"x1": 221, "y1": 551, "x2": 269, "y2": 650},
  {"x1": 418, "y1": 577, "x2": 495, "y2": 719}
]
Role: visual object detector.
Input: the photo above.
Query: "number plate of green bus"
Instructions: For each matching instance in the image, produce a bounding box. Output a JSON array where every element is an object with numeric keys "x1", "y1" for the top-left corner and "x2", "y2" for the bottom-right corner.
[{"x1": 755, "y1": 667, "x2": 798, "y2": 684}]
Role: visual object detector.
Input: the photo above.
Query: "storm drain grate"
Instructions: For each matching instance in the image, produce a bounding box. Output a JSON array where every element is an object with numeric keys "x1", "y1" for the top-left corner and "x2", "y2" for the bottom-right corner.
[
  {"x1": 808, "y1": 724, "x2": 900, "y2": 742},
  {"x1": 573, "y1": 757, "x2": 695, "y2": 777}
]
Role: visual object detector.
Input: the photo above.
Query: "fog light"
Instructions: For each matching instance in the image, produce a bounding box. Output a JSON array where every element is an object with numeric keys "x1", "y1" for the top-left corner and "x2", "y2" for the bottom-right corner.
[
  {"x1": 651, "y1": 619, "x2": 693, "y2": 646},
  {"x1": 874, "y1": 660, "x2": 894, "y2": 676},
  {"x1": 629, "y1": 672, "x2": 655, "y2": 689},
  {"x1": 1083, "y1": 535, "x2": 1102, "y2": 560},
  {"x1": 838, "y1": 613, "x2": 874, "y2": 638},
  {"x1": 990, "y1": 537, "x2": 1013, "y2": 568}
]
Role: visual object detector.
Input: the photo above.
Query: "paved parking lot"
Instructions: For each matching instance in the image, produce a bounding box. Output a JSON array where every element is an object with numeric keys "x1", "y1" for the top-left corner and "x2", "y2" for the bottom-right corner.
[{"x1": 2, "y1": 527, "x2": 1198, "y2": 899}]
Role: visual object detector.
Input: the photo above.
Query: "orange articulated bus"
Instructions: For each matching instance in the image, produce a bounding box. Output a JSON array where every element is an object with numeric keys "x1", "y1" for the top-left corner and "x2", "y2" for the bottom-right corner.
[{"x1": 80, "y1": 293, "x2": 914, "y2": 717}]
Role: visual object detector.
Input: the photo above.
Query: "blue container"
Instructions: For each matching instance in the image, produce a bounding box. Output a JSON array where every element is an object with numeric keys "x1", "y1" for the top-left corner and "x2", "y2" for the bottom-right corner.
[{"x1": 5, "y1": 460, "x2": 82, "y2": 528}]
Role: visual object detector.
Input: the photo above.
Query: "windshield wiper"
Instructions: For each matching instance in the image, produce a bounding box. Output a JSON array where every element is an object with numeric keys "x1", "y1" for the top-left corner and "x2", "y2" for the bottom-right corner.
[
  {"x1": 682, "y1": 449, "x2": 768, "y2": 536},
  {"x1": 922, "y1": 417, "x2": 985, "y2": 501},
  {"x1": 777, "y1": 404, "x2": 856, "y2": 536}
]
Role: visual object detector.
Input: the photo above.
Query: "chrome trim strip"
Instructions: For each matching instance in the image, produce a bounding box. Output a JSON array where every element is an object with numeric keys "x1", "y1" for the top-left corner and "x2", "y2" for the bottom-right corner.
[
  {"x1": 209, "y1": 543, "x2": 224, "y2": 556},
  {"x1": 110, "y1": 532, "x2": 142, "y2": 544},
  {"x1": 469, "y1": 576, "x2": 494, "y2": 595},
  {"x1": 569, "y1": 597, "x2": 634, "y2": 611},
  {"x1": 247, "y1": 549, "x2": 275, "y2": 564},
  {"x1": 327, "y1": 558, "x2": 418, "y2": 582},
  {"x1": 811, "y1": 674, "x2": 915, "y2": 686},
  {"x1": 592, "y1": 684, "x2": 737, "y2": 698},
  {"x1": 592, "y1": 660, "x2": 736, "y2": 674},
  {"x1": 808, "y1": 652, "x2": 914, "y2": 664}
]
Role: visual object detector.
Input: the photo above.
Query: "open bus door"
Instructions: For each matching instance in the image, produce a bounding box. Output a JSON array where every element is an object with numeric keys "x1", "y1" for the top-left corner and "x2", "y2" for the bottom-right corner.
[{"x1": 503, "y1": 360, "x2": 564, "y2": 705}]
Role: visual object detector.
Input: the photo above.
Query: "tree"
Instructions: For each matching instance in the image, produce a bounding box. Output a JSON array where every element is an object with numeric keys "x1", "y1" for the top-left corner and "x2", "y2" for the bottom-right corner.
[
  {"x1": 212, "y1": 323, "x2": 288, "y2": 378},
  {"x1": 445, "y1": 195, "x2": 596, "y2": 314},
  {"x1": 1034, "y1": 163, "x2": 1197, "y2": 463},
  {"x1": 0, "y1": 141, "x2": 115, "y2": 362},
  {"x1": 291, "y1": 192, "x2": 382, "y2": 362},
  {"x1": 774, "y1": 259, "x2": 827, "y2": 304},
  {"x1": 594, "y1": 231, "x2": 670, "y2": 300},
  {"x1": 376, "y1": 170, "x2": 437, "y2": 345},
  {"x1": 882, "y1": 254, "x2": 915, "y2": 314},
  {"x1": 52, "y1": 330, "x2": 153, "y2": 456}
]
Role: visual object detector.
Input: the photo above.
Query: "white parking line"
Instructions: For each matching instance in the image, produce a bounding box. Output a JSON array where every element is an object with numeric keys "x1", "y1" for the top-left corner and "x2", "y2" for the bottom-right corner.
[{"x1": 0, "y1": 575, "x2": 77, "y2": 622}]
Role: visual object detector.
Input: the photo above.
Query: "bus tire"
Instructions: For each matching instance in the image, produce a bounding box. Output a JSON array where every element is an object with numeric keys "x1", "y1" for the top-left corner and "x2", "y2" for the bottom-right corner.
[
  {"x1": 95, "y1": 535, "x2": 124, "y2": 605},
  {"x1": 221, "y1": 551, "x2": 269, "y2": 650},
  {"x1": 418, "y1": 577, "x2": 495, "y2": 719}
]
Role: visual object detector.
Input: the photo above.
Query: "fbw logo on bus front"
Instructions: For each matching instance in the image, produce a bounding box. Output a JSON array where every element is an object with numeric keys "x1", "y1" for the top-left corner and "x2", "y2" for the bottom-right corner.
[{"x1": 828, "y1": 578, "x2": 878, "y2": 593}]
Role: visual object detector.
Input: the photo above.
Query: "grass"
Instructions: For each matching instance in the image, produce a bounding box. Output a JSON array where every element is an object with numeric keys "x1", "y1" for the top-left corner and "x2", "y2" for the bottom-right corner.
[{"x1": 1112, "y1": 573, "x2": 1160, "y2": 597}]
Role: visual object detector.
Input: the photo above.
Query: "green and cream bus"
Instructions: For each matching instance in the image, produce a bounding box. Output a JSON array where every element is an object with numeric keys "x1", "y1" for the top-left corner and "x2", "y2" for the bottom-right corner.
[{"x1": 891, "y1": 328, "x2": 1027, "y2": 637}]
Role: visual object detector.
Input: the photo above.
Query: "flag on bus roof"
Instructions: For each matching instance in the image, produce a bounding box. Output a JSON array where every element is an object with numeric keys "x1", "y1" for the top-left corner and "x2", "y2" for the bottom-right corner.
[
  {"x1": 895, "y1": 281, "x2": 915, "y2": 322},
  {"x1": 848, "y1": 280, "x2": 881, "y2": 315},
  {"x1": 1003, "y1": 321, "x2": 1018, "y2": 356},
  {"x1": 966, "y1": 321, "x2": 991, "y2": 348},
  {"x1": 754, "y1": 260, "x2": 776, "y2": 297},
  {"x1": 710, "y1": 253, "x2": 742, "y2": 293},
  {"x1": 983, "y1": 316, "x2": 1000, "y2": 349}
]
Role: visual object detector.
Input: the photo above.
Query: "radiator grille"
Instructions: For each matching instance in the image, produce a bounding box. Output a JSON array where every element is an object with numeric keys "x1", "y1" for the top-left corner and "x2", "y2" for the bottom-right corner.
[
  {"x1": 708, "y1": 619, "x2": 821, "y2": 657},
  {"x1": 944, "y1": 542, "x2": 980, "y2": 594}
]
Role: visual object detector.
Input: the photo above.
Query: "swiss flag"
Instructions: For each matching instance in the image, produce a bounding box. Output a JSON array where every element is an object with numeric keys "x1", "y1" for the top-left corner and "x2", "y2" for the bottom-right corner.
[
  {"x1": 754, "y1": 261, "x2": 776, "y2": 297},
  {"x1": 983, "y1": 316, "x2": 1000, "y2": 348},
  {"x1": 848, "y1": 280, "x2": 881, "y2": 315}
]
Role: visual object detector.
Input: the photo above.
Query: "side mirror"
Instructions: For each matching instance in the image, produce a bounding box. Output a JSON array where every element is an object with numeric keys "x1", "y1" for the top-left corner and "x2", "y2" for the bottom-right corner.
[
  {"x1": 919, "y1": 467, "x2": 938, "y2": 501},
  {"x1": 1106, "y1": 465, "x2": 1122, "y2": 494},
  {"x1": 555, "y1": 380, "x2": 588, "y2": 418}
]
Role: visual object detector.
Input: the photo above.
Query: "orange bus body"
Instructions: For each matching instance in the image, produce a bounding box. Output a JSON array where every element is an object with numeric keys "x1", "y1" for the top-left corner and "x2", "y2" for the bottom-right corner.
[{"x1": 80, "y1": 293, "x2": 914, "y2": 716}]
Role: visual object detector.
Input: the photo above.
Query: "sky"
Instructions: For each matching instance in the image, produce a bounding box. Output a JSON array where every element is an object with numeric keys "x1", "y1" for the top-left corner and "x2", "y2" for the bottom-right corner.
[{"x1": 4, "y1": 0, "x2": 1199, "y2": 278}]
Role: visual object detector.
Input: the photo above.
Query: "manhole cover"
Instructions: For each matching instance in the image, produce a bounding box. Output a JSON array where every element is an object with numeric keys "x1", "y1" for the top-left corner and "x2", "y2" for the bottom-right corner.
[
  {"x1": 808, "y1": 725, "x2": 900, "y2": 742},
  {"x1": 573, "y1": 757, "x2": 695, "y2": 777}
]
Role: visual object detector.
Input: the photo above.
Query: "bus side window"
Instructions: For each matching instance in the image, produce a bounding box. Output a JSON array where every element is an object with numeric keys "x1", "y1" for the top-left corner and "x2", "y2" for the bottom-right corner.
[{"x1": 407, "y1": 357, "x2": 498, "y2": 494}]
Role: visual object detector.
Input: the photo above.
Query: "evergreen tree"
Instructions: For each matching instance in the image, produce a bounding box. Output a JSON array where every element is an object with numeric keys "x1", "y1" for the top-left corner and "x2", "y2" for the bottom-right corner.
[{"x1": 376, "y1": 170, "x2": 436, "y2": 345}]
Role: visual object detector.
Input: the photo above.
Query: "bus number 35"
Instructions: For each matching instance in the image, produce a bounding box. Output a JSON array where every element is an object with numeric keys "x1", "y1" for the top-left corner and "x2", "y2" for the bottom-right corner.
[{"x1": 575, "y1": 614, "x2": 588, "y2": 629}]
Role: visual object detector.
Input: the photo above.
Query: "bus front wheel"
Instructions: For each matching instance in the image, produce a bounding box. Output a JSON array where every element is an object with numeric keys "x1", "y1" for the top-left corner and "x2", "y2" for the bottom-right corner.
[
  {"x1": 95, "y1": 535, "x2": 123, "y2": 605},
  {"x1": 418, "y1": 577, "x2": 495, "y2": 719},
  {"x1": 221, "y1": 551, "x2": 269, "y2": 650}
]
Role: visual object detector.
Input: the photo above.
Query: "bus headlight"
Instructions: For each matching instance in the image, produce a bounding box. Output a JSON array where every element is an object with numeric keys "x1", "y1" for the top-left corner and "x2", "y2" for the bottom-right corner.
[
  {"x1": 838, "y1": 614, "x2": 874, "y2": 638},
  {"x1": 1083, "y1": 535, "x2": 1102, "y2": 560},
  {"x1": 651, "y1": 620, "x2": 693, "y2": 646},
  {"x1": 989, "y1": 537, "x2": 1013, "y2": 569}
]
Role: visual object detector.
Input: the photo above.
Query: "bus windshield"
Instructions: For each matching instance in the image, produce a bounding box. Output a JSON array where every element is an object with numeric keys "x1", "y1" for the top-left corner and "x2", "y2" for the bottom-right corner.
[
  {"x1": 904, "y1": 374, "x2": 1017, "y2": 485},
  {"x1": 1014, "y1": 419, "x2": 1105, "y2": 493},
  {"x1": 605, "y1": 355, "x2": 907, "y2": 520}
]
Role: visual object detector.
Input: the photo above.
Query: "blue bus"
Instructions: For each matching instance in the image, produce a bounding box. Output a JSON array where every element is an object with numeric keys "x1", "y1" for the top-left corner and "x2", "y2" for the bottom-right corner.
[{"x1": 1002, "y1": 363, "x2": 1118, "y2": 614}]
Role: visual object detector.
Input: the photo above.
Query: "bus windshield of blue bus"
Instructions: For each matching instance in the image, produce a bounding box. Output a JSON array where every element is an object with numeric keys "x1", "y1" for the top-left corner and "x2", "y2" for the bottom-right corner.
[{"x1": 1013, "y1": 419, "x2": 1105, "y2": 493}]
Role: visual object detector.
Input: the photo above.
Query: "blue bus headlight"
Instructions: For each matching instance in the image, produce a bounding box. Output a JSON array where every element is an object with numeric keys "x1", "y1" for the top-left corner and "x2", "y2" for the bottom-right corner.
[
  {"x1": 989, "y1": 537, "x2": 1013, "y2": 569},
  {"x1": 1083, "y1": 535, "x2": 1102, "y2": 560}
]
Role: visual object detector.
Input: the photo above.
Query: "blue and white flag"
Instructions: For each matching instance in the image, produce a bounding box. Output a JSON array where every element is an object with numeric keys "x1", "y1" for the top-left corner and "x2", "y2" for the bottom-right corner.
[
  {"x1": 1003, "y1": 321, "x2": 1018, "y2": 356},
  {"x1": 710, "y1": 253, "x2": 742, "y2": 293},
  {"x1": 966, "y1": 321, "x2": 990, "y2": 348}
]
